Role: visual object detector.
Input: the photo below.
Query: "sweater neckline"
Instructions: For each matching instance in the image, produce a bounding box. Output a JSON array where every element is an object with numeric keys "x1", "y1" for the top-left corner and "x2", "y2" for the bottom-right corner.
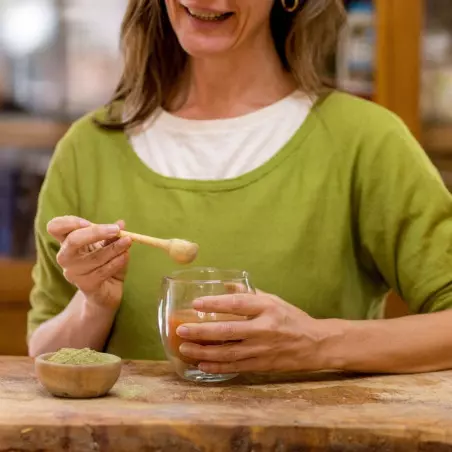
[{"x1": 115, "y1": 92, "x2": 333, "y2": 192}]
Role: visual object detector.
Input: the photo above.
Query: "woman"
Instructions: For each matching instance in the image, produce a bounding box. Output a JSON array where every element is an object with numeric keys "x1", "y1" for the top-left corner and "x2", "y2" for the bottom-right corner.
[{"x1": 28, "y1": 0, "x2": 452, "y2": 375}]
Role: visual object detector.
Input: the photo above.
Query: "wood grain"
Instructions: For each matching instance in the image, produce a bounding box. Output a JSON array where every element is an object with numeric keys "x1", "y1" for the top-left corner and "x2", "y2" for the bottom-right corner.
[
  {"x1": 0, "y1": 259, "x2": 34, "y2": 303},
  {"x1": 1, "y1": 358, "x2": 452, "y2": 451},
  {"x1": 0, "y1": 259, "x2": 33, "y2": 356},
  {"x1": 375, "y1": 0, "x2": 423, "y2": 140},
  {"x1": 0, "y1": 302, "x2": 28, "y2": 356}
]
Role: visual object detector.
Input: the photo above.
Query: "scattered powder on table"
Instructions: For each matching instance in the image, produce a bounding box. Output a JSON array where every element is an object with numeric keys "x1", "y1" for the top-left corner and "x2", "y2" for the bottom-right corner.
[
  {"x1": 48, "y1": 348, "x2": 114, "y2": 365},
  {"x1": 115, "y1": 384, "x2": 149, "y2": 400},
  {"x1": 114, "y1": 377, "x2": 149, "y2": 400}
]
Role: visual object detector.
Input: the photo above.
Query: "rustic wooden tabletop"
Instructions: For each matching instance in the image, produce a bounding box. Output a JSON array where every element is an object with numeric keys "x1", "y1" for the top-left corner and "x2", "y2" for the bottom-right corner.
[{"x1": 1, "y1": 357, "x2": 452, "y2": 451}]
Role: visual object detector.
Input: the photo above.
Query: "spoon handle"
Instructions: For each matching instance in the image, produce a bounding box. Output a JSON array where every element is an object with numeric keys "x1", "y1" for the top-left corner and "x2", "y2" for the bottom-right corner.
[{"x1": 118, "y1": 230, "x2": 169, "y2": 250}]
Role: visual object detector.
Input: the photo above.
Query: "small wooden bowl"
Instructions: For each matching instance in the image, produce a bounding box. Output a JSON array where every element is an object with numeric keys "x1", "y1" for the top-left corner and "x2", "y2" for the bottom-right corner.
[{"x1": 35, "y1": 352, "x2": 122, "y2": 399}]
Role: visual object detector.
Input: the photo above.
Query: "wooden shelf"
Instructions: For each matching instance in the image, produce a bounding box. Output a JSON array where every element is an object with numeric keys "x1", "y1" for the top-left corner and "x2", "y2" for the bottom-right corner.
[
  {"x1": 424, "y1": 125, "x2": 452, "y2": 155},
  {"x1": 427, "y1": 155, "x2": 452, "y2": 190},
  {"x1": 0, "y1": 258, "x2": 34, "y2": 304},
  {"x1": 0, "y1": 116, "x2": 69, "y2": 150},
  {"x1": 0, "y1": 259, "x2": 32, "y2": 356}
]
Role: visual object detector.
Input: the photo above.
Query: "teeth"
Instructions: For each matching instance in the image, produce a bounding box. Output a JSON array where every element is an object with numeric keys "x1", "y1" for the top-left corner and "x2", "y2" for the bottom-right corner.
[{"x1": 187, "y1": 8, "x2": 227, "y2": 20}]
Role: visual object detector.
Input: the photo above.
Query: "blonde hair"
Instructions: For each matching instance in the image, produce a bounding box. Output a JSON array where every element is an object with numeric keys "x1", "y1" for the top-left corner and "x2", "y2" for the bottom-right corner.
[{"x1": 101, "y1": 0, "x2": 346, "y2": 130}]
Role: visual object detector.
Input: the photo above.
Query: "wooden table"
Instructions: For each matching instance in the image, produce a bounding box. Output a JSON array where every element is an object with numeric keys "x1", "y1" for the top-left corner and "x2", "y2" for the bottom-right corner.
[{"x1": 1, "y1": 358, "x2": 452, "y2": 451}]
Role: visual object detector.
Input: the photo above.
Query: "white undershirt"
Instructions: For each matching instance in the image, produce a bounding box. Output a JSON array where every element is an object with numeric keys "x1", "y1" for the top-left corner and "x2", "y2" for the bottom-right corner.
[{"x1": 130, "y1": 91, "x2": 313, "y2": 180}]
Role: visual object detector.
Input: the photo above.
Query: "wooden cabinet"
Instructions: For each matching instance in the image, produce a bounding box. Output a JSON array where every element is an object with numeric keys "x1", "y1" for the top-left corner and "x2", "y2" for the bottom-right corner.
[
  {"x1": 0, "y1": 259, "x2": 33, "y2": 356},
  {"x1": 375, "y1": 0, "x2": 423, "y2": 140}
]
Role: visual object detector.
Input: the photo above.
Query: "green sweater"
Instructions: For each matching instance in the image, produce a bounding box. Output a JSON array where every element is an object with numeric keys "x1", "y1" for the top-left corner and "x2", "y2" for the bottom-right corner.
[{"x1": 29, "y1": 92, "x2": 452, "y2": 359}]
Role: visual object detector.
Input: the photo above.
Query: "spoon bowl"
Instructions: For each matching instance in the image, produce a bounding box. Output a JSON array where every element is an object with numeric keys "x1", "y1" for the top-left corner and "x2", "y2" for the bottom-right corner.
[{"x1": 168, "y1": 239, "x2": 199, "y2": 264}]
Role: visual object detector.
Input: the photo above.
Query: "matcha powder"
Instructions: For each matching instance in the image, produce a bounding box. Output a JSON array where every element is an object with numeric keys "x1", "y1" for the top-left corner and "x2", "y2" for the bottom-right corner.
[{"x1": 48, "y1": 348, "x2": 114, "y2": 365}]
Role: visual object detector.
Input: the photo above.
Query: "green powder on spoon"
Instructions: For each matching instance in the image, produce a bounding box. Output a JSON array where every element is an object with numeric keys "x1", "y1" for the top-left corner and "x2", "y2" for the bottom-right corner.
[{"x1": 48, "y1": 348, "x2": 115, "y2": 365}]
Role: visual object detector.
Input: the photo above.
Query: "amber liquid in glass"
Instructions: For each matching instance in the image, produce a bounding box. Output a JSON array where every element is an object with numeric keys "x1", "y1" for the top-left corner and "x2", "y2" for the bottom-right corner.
[{"x1": 167, "y1": 310, "x2": 241, "y2": 366}]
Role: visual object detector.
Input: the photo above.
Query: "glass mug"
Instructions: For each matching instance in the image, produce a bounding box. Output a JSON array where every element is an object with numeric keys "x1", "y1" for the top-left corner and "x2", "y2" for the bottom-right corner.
[{"x1": 158, "y1": 267, "x2": 255, "y2": 383}]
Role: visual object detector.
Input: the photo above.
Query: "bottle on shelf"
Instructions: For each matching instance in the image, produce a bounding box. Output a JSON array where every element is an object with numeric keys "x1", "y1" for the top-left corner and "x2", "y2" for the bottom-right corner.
[
  {"x1": 421, "y1": 2, "x2": 452, "y2": 125},
  {"x1": 336, "y1": 0, "x2": 375, "y2": 100}
]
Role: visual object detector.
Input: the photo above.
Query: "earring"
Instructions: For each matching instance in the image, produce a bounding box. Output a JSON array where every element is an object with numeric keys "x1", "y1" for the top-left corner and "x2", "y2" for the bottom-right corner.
[{"x1": 281, "y1": 0, "x2": 300, "y2": 13}]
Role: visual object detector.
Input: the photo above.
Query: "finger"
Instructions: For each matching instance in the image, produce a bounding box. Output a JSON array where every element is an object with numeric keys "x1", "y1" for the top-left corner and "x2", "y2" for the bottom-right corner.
[
  {"x1": 179, "y1": 341, "x2": 267, "y2": 363},
  {"x1": 198, "y1": 357, "x2": 267, "y2": 375},
  {"x1": 47, "y1": 216, "x2": 91, "y2": 243},
  {"x1": 74, "y1": 251, "x2": 129, "y2": 292},
  {"x1": 176, "y1": 319, "x2": 256, "y2": 342},
  {"x1": 103, "y1": 220, "x2": 126, "y2": 247},
  {"x1": 61, "y1": 224, "x2": 121, "y2": 257},
  {"x1": 78, "y1": 236, "x2": 132, "y2": 274},
  {"x1": 224, "y1": 282, "x2": 252, "y2": 294},
  {"x1": 90, "y1": 250, "x2": 130, "y2": 282},
  {"x1": 193, "y1": 293, "x2": 267, "y2": 317}
]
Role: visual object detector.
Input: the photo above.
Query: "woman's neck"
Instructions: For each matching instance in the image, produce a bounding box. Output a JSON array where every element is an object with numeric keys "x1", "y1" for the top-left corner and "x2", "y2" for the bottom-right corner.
[{"x1": 172, "y1": 34, "x2": 297, "y2": 119}]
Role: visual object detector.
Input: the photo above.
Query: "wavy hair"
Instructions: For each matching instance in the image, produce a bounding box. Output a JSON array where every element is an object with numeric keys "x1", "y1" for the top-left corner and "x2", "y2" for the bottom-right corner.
[{"x1": 100, "y1": 0, "x2": 346, "y2": 129}]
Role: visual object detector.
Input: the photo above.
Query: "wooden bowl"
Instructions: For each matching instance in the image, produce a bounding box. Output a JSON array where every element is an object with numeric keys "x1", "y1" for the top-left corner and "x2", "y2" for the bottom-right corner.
[{"x1": 35, "y1": 352, "x2": 122, "y2": 399}]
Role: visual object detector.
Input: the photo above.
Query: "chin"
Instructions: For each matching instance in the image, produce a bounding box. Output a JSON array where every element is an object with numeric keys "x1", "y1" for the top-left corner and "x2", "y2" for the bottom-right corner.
[{"x1": 179, "y1": 38, "x2": 236, "y2": 58}]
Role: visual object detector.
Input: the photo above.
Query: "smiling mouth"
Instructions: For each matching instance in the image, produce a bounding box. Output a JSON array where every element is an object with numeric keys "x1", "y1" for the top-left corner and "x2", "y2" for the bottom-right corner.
[{"x1": 184, "y1": 6, "x2": 234, "y2": 22}]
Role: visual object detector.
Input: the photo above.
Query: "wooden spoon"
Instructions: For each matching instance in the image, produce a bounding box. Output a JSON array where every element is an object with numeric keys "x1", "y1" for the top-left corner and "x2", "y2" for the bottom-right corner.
[{"x1": 118, "y1": 230, "x2": 199, "y2": 264}]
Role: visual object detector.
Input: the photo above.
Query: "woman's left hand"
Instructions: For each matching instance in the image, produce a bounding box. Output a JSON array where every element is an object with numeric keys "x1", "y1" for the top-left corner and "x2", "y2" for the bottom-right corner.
[{"x1": 176, "y1": 291, "x2": 340, "y2": 374}]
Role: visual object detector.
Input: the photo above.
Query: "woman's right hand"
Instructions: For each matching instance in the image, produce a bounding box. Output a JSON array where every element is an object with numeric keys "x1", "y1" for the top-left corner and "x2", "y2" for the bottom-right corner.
[{"x1": 47, "y1": 216, "x2": 133, "y2": 311}]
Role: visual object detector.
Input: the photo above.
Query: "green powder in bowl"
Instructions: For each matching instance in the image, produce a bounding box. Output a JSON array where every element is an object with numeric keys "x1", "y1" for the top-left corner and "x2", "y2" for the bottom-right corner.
[{"x1": 47, "y1": 348, "x2": 118, "y2": 365}]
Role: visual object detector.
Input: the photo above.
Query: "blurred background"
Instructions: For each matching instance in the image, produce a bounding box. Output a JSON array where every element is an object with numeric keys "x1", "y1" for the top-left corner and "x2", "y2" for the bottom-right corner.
[{"x1": 0, "y1": 0, "x2": 451, "y2": 355}]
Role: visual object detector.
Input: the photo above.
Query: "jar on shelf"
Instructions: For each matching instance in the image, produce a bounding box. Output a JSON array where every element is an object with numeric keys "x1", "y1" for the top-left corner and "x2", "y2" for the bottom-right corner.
[
  {"x1": 422, "y1": 18, "x2": 452, "y2": 123},
  {"x1": 336, "y1": 0, "x2": 376, "y2": 99}
]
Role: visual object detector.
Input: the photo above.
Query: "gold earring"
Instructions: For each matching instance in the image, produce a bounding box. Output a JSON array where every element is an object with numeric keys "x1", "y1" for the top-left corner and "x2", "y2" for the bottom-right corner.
[{"x1": 281, "y1": 0, "x2": 300, "y2": 13}]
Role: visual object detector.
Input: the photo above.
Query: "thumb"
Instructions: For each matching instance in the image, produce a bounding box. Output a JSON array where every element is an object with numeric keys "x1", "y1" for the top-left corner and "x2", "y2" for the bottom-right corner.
[{"x1": 116, "y1": 219, "x2": 126, "y2": 230}]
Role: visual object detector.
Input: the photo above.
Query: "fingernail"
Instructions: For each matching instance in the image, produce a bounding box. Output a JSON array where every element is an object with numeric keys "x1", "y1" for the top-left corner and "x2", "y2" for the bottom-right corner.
[
  {"x1": 193, "y1": 299, "x2": 203, "y2": 309},
  {"x1": 106, "y1": 224, "x2": 120, "y2": 235},
  {"x1": 79, "y1": 219, "x2": 91, "y2": 227},
  {"x1": 176, "y1": 326, "x2": 190, "y2": 337},
  {"x1": 179, "y1": 343, "x2": 190, "y2": 354}
]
